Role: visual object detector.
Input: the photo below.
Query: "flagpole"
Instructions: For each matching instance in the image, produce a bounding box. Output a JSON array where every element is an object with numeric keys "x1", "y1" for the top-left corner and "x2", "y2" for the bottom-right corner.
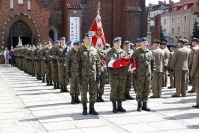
[{"x1": 97, "y1": 1, "x2": 100, "y2": 14}]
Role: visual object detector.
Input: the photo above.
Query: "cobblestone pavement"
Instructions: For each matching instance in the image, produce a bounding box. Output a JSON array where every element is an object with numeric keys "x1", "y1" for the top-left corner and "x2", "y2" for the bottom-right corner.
[{"x1": 0, "y1": 64, "x2": 199, "y2": 133}]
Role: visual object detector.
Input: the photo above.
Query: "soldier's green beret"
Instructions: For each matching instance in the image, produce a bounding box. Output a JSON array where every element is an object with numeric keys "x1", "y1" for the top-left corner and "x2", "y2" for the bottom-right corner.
[
  {"x1": 84, "y1": 33, "x2": 92, "y2": 37},
  {"x1": 124, "y1": 40, "x2": 130, "y2": 45},
  {"x1": 60, "y1": 37, "x2": 65, "y2": 40},
  {"x1": 191, "y1": 38, "x2": 199, "y2": 43},
  {"x1": 73, "y1": 40, "x2": 80, "y2": 45},
  {"x1": 55, "y1": 40, "x2": 60, "y2": 43},
  {"x1": 154, "y1": 39, "x2": 161, "y2": 44},
  {"x1": 80, "y1": 40, "x2": 84, "y2": 43},
  {"x1": 37, "y1": 42, "x2": 42, "y2": 45},
  {"x1": 67, "y1": 41, "x2": 72, "y2": 45},
  {"x1": 140, "y1": 37, "x2": 148, "y2": 42},
  {"x1": 113, "y1": 37, "x2": 122, "y2": 43}
]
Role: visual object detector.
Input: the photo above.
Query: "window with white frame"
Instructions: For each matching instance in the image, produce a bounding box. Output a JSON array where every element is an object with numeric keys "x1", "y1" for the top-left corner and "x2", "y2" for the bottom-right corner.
[
  {"x1": 177, "y1": 27, "x2": 180, "y2": 33},
  {"x1": 10, "y1": 0, "x2": 14, "y2": 9},
  {"x1": 184, "y1": 16, "x2": 187, "y2": 22},
  {"x1": 28, "y1": 0, "x2": 31, "y2": 10},
  {"x1": 171, "y1": 18, "x2": 174, "y2": 24},
  {"x1": 172, "y1": 28, "x2": 174, "y2": 34},
  {"x1": 177, "y1": 17, "x2": 181, "y2": 23},
  {"x1": 184, "y1": 26, "x2": 187, "y2": 33},
  {"x1": 18, "y1": 0, "x2": 23, "y2": 4},
  {"x1": 164, "y1": 19, "x2": 166, "y2": 25},
  {"x1": 163, "y1": 29, "x2": 166, "y2": 35},
  {"x1": 184, "y1": 5, "x2": 187, "y2": 10}
]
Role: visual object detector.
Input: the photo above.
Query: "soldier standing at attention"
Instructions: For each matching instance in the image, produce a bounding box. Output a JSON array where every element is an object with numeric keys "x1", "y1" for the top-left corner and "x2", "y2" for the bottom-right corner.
[
  {"x1": 191, "y1": 49, "x2": 199, "y2": 108},
  {"x1": 168, "y1": 44, "x2": 176, "y2": 89},
  {"x1": 188, "y1": 38, "x2": 199, "y2": 93},
  {"x1": 50, "y1": 40, "x2": 60, "y2": 89},
  {"x1": 150, "y1": 40, "x2": 164, "y2": 98},
  {"x1": 107, "y1": 37, "x2": 129, "y2": 113},
  {"x1": 66, "y1": 41, "x2": 81, "y2": 104},
  {"x1": 170, "y1": 39, "x2": 191, "y2": 97},
  {"x1": 75, "y1": 33, "x2": 101, "y2": 115},
  {"x1": 123, "y1": 40, "x2": 134, "y2": 100},
  {"x1": 160, "y1": 42, "x2": 170, "y2": 87},
  {"x1": 133, "y1": 37, "x2": 155, "y2": 112}
]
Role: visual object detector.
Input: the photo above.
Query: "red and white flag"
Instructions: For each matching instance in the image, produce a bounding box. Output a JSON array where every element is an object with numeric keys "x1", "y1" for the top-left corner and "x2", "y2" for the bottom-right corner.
[
  {"x1": 18, "y1": 36, "x2": 22, "y2": 46},
  {"x1": 89, "y1": 3, "x2": 106, "y2": 51}
]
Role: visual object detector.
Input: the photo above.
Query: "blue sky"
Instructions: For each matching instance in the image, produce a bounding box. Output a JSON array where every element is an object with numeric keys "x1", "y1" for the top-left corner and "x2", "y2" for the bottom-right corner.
[{"x1": 146, "y1": 0, "x2": 180, "y2": 5}]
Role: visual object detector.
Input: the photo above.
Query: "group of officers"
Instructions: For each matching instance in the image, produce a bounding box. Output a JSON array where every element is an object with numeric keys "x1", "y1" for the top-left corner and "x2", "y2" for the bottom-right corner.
[{"x1": 11, "y1": 33, "x2": 199, "y2": 115}]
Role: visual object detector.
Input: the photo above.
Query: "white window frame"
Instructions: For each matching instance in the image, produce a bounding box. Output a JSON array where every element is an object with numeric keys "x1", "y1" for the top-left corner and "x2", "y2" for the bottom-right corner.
[
  {"x1": 177, "y1": 27, "x2": 180, "y2": 33},
  {"x1": 184, "y1": 16, "x2": 187, "y2": 22},
  {"x1": 184, "y1": 26, "x2": 187, "y2": 33},
  {"x1": 171, "y1": 18, "x2": 174, "y2": 24},
  {"x1": 28, "y1": 0, "x2": 31, "y2": 10},
  {"x1": 10, "y1": 0, "x2": 14, "y2": 9},
  {"x1": 164, "y1": 19, "x2": 166, "y2": 25},
  {"x1": 177, "y1": 17, "x2": 181, "y2": 23},
  {"x1": 18, "y1": 0, "x2": 23, "y2": 4},
  {"x1": 172, "y1": 28, "x2": 174, "y2": 34}
]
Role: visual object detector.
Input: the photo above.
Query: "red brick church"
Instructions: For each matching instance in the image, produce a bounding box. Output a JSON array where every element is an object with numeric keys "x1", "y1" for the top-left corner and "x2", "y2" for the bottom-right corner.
[{"x1": 0, "y1": 0, "x2": 147, "y2": 63}]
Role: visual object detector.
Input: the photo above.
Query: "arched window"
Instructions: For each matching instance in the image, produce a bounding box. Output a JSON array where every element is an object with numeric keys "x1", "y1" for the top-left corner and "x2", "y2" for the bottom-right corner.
[
  {"x1": 150, "y1": 20, "x2": 155, "y2": 26},
  {"x1": 49, "y1": 26, "x2": 58, "y2": 41}
]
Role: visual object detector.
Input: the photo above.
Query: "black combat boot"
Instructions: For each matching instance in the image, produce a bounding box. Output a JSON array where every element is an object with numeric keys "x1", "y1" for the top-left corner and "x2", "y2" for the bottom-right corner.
[
  {"x1": 46, "y1": 80, "x2": 50, "y2": 86},
  {"x1": 71, "y1": 96, "x2": 75, "y2": 104},
  {"x1": 75, "y1": 95, "x2": 81, "y2": 104},
  {"x1": 89, "y1": 103, "x2": 98, "y2": 115},
  {"x1": 63, "y1": 86, "x2": 69, "y2": 92},
  {"x1": 36, "y1": 75, "x2": 39, "y2": 80},
  {"x1": 137, "y1": 101, "x2": 142, "y2": 112},
  {"x1": 126, "y1": 91, "x2": 134, "y2": 100},
  {"x1": 142, "y1": 102, "x2": 151, "y2": 112},
  {"x1": 54, "y1": 83, "x2": 56, "y2": 89},
  {"x1": 60, "y1": 87, "x2": 64, "y2": 93},
  {"x1": 98, "y1": 94, "x2": 104, "y2": 102},
  {"x1": 38, "y1": 76, "x2": 42, "y2": 80},
  {"x1": 49, "y1": 80, "x2": 53, "y2": 86},
  {"x1": 42, "y1": 76, "x2": 45, "y2": 83},
  {"x1": 57, "y1": 83, "x2": 60, "y2": 89},
  {"x1": 82, "y1": 103, "x2": 87, "y2": 115},
  {"x1": 112, "y1": 101, "x2": 117, "y2": 113},
  {"x1": 117, "y1": 101, "x2": 126, "y2": 112}
]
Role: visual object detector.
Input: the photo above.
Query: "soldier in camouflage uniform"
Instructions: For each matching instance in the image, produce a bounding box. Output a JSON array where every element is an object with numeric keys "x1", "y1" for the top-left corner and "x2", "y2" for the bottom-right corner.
[
  {"x1": 58, "y1": 37, "x2": 69, "y2": 93},
  {"x1": 96, "y1": 49, "x2": 108, "y2": 102},
  {"x1": 106, "y1": 37, "x2": 129, "y2": 113},
  {"x1": 66, "y1": 41, "x2": 81, "y2": 104},
  {"x1": 75, "y1": 33, "x2": 101, "y2": 115},
  {"x1": 133, "y1": 37, "x2": 155, "y2": 112},
  {"x1": 50, "y1": 40, "x2": 61, "y2": 89},
  {"x1": 123, "y1": 41, "x2": 134, "y2": 100},
  {"x1": 35, "y1": 43, "x2": 42, "y2": 80}
]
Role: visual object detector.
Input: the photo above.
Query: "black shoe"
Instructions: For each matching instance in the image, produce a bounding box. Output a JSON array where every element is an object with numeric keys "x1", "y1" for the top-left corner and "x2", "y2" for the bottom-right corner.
[
  {"x1": 49, "y1": 80, "x2": 53, "y2": 85},
  {"x1": 188, "y1": 90, "x2": 195, "y2": 93},
  {"x1": 192, "y1": 105, "x2": 199, "y2": 108},
  {"x1": 46, "y1": 80, "x2": 50, "y2": 86},
  {"x1": 142, "y1": 102, "x2": 151, "y2": 112},
  {"x1": 99, "y1": 94, "x2": 104, "y2": 102},
  {"x1": 171, "y1": 94, "x2": 180, "y2": 97},
  {"x1": 60, "y1": 87, "x2": 64, "y2": 93},
  {"x1": 150, "y1": 96, "x2": 157, "y2": 98},
  {"x1": 112, "y1": 101, "x2": 117, "y2": 113},
  {"x1": 54, "y1": 83, "x2": 57, "y2": 89},
  {"x1": 126, "y1": 92, "x2": 134, "y2": 100},
  {"x1": 71, "y1": 96, "x2": 75, "y2": 104},
  {"x1": 89, "y1": 103, "x2": 98, "y2": 115},
  {"x1": 82, "y1": 103, "x2": 87, "y2": 115},
  {"x1": 137, "y1": 101, "x2": 142, "y2": 112},
  {"x1": 63, "y1": 87, "x2": 69, "y2": 92},
  {"x1": 75, "y1": 95, "x2": 81, "y2": 104},
  {"x1": 117, "y1": 101, "x2": 126, "y2": 112},
  {"x1": 57, "y1": 83, "x2": 60, "y2": 89}
]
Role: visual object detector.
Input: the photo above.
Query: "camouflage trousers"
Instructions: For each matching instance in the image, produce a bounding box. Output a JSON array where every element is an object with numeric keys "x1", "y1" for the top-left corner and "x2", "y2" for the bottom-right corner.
[
  {"x1": 136, "y1": 73, "x2": 151, "y2": 102},
  {"x1": 44, "y1": 61, "x2": 52, "y2": 81},
  {"x1": 41, "y1": 62, "x2": 45, "y2": 77},
  {"x1": 125, "y1": 72, "x2": 132, "y2": 92},
  {"x1": 70, "y1": 74, "x2": 80, "y2": 96},
  {"x1": 51, "y1": 61, "x2": 59, "y2": 83},
  {"x1": 80, "y1": 74, "x2": 97, "y2": 104},
  {"x1": 35, "y1": 61, "x2": 41, "y2": 77},
  {"x1": 58, "y1": 62, "x2": 68, "y2": 87},
  {"x1": 97, "y1": 71, "x2": 107, "y2": 95},
  {"x1": 109, "y1": 68, "x2": 127, "y2": 102}
]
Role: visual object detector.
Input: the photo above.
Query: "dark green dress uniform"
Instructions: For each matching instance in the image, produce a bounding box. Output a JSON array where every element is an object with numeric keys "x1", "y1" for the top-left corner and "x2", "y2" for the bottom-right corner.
[{"x1": 133, "y1": 37, "x2": 155, "y2": 112}]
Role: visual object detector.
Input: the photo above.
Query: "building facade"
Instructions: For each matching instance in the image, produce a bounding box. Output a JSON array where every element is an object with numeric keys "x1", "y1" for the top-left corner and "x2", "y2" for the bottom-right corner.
[
  {"x1": 161, "y1": 0, "x2": 199, "y2": 44},
  {"x1": 0, "y1": 0, "x2": 147, "y2": 63}
]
